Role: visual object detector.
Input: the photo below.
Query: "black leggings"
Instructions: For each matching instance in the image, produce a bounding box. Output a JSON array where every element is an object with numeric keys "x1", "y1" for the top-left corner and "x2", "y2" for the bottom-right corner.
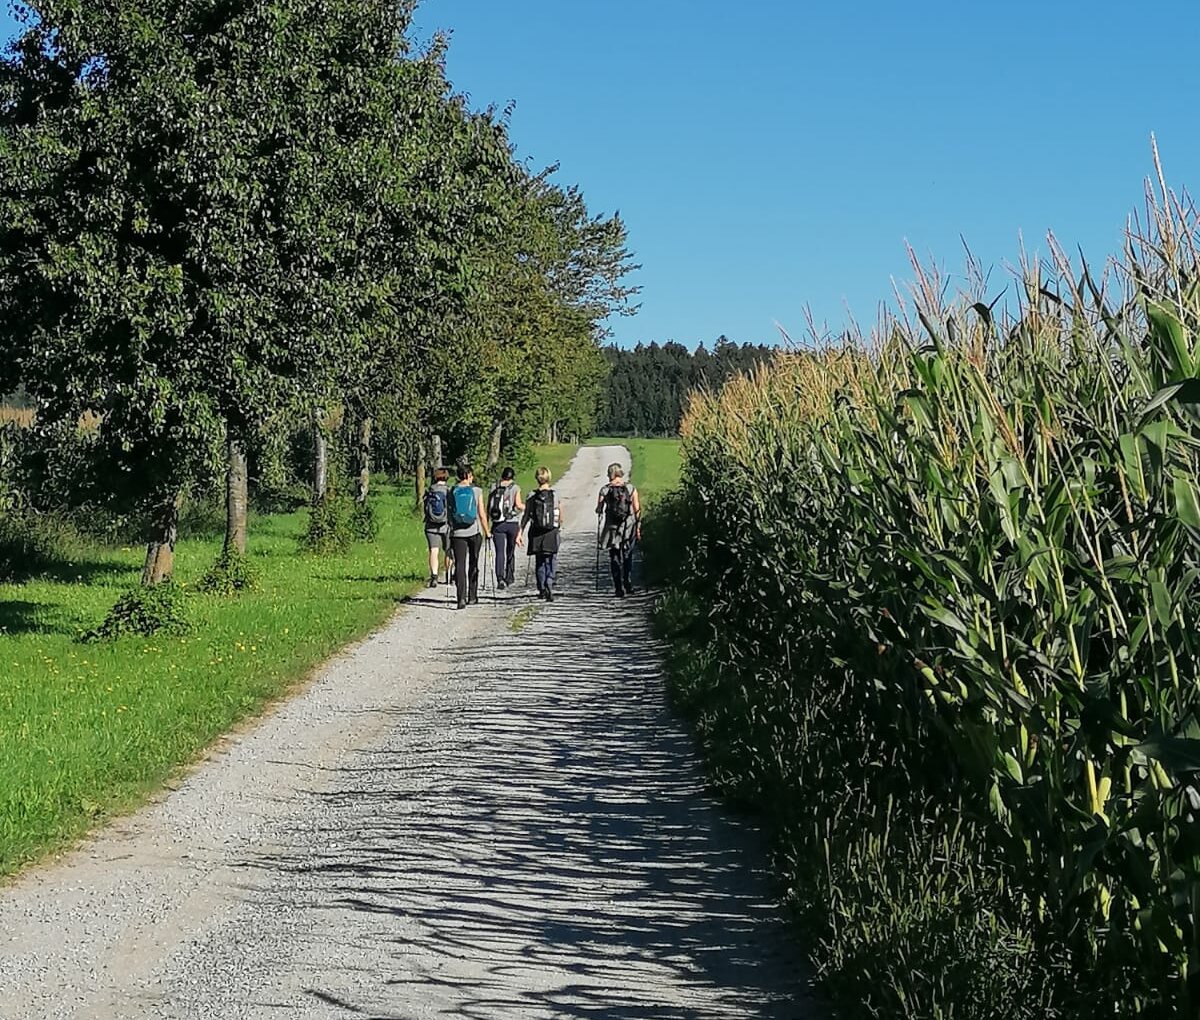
[
  {"x1": 609, "y1": 538, "x2": 635, "y2": 591},
  {"x1": 451, "y1": 532, "x2": 482, "y2": 605}
]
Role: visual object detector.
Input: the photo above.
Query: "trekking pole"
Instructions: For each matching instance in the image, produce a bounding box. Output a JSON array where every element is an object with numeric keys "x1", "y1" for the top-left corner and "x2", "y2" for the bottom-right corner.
[{"x1": 594, "y1": 516, "x2": 602, "y2": 593}]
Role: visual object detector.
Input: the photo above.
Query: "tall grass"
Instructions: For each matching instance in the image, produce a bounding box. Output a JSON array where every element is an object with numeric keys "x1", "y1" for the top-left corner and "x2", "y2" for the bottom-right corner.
[{"x1": 664, "y1": 175, "x2": 1200, "y2": 1016}]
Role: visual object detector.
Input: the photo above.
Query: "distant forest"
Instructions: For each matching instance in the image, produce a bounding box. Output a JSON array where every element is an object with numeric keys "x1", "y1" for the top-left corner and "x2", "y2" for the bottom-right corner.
[{"x1": 596, "y1": 337, "x2": 776, "y2": 436}]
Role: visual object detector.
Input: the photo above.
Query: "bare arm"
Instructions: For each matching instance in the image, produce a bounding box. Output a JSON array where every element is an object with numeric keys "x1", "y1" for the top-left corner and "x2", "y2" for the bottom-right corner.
[{"x1": 476, "y1": 489, "x2": 490, "y2": 538}]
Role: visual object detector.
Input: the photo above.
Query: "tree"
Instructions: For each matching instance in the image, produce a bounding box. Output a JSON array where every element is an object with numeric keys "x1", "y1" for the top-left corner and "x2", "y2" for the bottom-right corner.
[
  {"x1": 595, "y1": 338, "x2": 776, "y2": 436},
  {"x1": 0, "y1": 0, "x2": 419, "y2": 580}
]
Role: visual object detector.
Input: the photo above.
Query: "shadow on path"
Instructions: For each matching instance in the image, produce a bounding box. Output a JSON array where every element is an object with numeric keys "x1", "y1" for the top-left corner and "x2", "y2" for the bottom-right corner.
[{"x1": 221, "y1": 589, "x2": 811, "y2": 1019}]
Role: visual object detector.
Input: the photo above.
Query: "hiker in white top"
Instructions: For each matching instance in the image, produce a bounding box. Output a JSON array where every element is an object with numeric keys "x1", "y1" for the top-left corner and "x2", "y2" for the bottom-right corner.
[
  {"x1": 487, "y1": 466, "x2": 524, "y2": 591},
  {"x1": 449, "y1": 462, "x2": 490, "y2": 610},
  {"x1": 596, "y1": 462, "x2": 641, "y2": 598}
]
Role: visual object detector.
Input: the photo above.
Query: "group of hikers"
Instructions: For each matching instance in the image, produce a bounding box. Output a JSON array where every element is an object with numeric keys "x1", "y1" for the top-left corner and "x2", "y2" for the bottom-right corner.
[{"x1": 422, "y1": 461, "x2": 642, "y2": 610}]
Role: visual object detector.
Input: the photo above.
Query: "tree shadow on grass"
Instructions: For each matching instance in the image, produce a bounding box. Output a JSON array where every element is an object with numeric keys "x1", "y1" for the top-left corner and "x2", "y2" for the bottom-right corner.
[
  {"x1": 0, "y1": 599, "x2": 78, "y2": 636},
  {"x1": 0, "y1": 554, "x2": 135, "y2": 588}
]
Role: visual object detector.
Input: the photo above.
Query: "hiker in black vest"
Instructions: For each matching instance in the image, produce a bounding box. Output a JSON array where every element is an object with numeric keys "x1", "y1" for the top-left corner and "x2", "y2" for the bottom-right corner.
[
  {"x1": 423, "y1": 466, "x2": 452, "y2": 588},
  {"x1": 449, "y1": 462, "x2": 490, "y2": 610},
  {"x1": 487, "y1": 466, "x2": 524, "y2": 591},
  {"x1": 520, "y1": 466, "x2": 562, "y2": 602},
  {"x1": 596, "y1": 462, "x2": 641, "y2": 597}
]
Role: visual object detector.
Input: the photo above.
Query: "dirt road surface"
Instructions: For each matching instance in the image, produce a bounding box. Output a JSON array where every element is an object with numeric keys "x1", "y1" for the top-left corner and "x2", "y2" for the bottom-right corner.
[{"x1": 0, "y1": 445, "x2": 815, "y2": 1019}]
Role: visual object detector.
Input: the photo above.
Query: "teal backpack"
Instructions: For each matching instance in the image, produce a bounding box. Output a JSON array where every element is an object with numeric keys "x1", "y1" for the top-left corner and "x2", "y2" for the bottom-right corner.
[{"x1": 451, "y1": 484, "x2": 477, "y2": 527}]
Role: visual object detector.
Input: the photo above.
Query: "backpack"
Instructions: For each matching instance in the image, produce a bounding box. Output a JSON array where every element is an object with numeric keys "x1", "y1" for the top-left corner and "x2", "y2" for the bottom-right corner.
[
  {"x1": 530, "y1": 489, "x2": 556, "y2": 530},
  {"x1": 423, "y1": 485, "x2": 448, "y2": 528},
  {"x1": 450, "y1": 484, "x2": 477, "y2": 527},
  {"x1": 603, "y1": 483, "x2": 632, "y2": 526},
  {"x1": 488, "y1": 482, "x2": 516, "y2": 523}
]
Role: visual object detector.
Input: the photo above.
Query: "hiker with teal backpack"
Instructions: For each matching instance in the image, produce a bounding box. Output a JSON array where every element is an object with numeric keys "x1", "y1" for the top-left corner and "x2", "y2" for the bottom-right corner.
[
  {"x1": 520, "y1": 466, "x2": 562, "y2": 602},
  {"x1": 449, "y1": 462, "x2": 490, "y2": 610},
  {"x1": 423, "y1": 466, "x2": 452, "y2": 588},
  {"x1": 487, "y1": 466, "x2": 524, "y2": 591},
  {"x1": 596, "y1": 462, "x2": 641, "y2": 597}
]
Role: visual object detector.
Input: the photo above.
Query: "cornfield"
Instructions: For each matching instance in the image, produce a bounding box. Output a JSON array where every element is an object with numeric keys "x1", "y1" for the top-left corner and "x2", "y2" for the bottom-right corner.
[
  {"x1": 0, "y1": 405, "x2": 34, "y2": 428},
  {"x1": 668, "y1": 173, "x2": 1200, "y2": 1016}
]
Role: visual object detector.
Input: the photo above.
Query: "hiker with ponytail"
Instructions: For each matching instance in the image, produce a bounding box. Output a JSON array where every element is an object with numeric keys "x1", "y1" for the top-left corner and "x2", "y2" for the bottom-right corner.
[{"x1": 449, "y1": 462, "x2": 490, "y2": 610}]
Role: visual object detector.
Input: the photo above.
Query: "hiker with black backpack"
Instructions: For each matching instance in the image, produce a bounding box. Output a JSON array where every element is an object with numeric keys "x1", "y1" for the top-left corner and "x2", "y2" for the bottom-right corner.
[
  {"x1": 449, "y1": 462, "x2": 490, "y2": 610},
  {"x1": 596, "y1": 462, "x2": 641, "y2": 597},
  {"x1": 520, "y1": 466, "x2": 562, "y2": 602},
  {"x1": 423, "y1": 466, "x2": 452, "y2": 588},
  {"x1": 487, "y1": 466, "x2": 524, "y2": 591}
]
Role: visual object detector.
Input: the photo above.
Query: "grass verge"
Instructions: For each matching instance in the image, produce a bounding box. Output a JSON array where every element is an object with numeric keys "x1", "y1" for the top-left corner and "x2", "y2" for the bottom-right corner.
[
  {"x1": 514, "y1": 442, "x2": 578, "y2": 497},
  {"x1": 0, "y1": 483, "x2": 426, "y2": 877},
  {"x1": 586, "y1": 437, "x2": 682, "y2": 504}
]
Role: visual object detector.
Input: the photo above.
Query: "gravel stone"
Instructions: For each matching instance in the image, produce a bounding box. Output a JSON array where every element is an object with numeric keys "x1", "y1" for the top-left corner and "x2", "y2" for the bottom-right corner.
[{"x1": 0, "y1": 445, "x2": 815, "y2": 1019}]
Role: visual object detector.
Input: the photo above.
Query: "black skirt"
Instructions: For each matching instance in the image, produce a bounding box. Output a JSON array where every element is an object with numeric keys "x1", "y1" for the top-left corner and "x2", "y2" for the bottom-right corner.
[{"x1": 526, "y1": 526, "x2": 560, "y2": 556}]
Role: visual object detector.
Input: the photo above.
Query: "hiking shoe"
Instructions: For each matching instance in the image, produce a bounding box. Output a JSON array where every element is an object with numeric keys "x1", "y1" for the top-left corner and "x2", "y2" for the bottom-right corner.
[
  {"x1": 624, "y1": 584, "x2": 635, "y2": 595},
  {"x1": 545, "y1": 589, "x2": 554, "y2": 603},
  {"x1": 614, "y1": 587, "x2": 625, "y2": 598},
  {"x1": 468, "y1": 596, "x2": 479, "y2": 606},
  {"x1": 456, "y1": 600, "x2": 467, "y2": 610},
  {"x1": 428, "y1": 575, "x2": 437, "y2": 589},
  {"x1": 497, "y1": 579, "x2": 507, "y2": 591}
]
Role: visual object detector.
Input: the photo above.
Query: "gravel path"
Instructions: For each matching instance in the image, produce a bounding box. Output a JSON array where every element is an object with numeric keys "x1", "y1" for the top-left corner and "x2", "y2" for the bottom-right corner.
[{"x1": 0, "y1": 445, "x2": 814, "y2": 1019}]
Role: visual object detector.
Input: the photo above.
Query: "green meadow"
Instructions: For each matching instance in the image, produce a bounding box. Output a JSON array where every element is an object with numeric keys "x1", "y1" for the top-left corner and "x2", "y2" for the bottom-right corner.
[{"x1": 0, "y1": 485, "x2": 426, "y2": 876}]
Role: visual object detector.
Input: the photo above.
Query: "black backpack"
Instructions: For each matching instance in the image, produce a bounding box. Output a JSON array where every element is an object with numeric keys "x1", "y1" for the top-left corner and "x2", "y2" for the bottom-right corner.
[
  {"x1": 488, "y1": 482, "x2": 515, "y2": 523},
  {"x1": 530, "y1": 489, "x2": 556, "y2": 529},
  {"x1": 604, "y1": 484, "x2": 632, "y2": 526}
]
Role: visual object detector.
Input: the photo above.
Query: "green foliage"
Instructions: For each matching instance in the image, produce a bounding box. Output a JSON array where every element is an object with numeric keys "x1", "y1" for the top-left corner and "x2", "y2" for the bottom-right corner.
[
  {"x1": 0, "y1": 3, "x2": 638, "y2": 569},
  {"x1": 666, "y1": 193, "x2": 1200, "y2": 1016},
  {"x1": 0, "y1": 511, "x2": 82, "y2": 581},
  {"x1": 599, "y1": 337, "x2": 776, "y2": 437},
  {"x1": 350, "y1": 500, "x2": 380, "y2": 543},
  {"x1": 197, "y1": 550, "x2": 258, "y2": 597},
  {"x1": 302, "y1": 494, "x2": 354, "y2": 555},
  {"x1": 86, "y1": 583, "x2": 190, "y2": 642}
]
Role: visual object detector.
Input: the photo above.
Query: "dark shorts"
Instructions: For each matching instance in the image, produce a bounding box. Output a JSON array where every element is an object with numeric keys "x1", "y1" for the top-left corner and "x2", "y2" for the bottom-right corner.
[{"x1": 425, "y1": 529, "x2": 449, "y2": 551}]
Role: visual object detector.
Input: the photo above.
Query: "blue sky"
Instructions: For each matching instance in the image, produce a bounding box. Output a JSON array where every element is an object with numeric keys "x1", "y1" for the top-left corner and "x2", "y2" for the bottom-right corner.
[{"x1": 5, "y1": 2, "x2": 1197, "y2": 348}]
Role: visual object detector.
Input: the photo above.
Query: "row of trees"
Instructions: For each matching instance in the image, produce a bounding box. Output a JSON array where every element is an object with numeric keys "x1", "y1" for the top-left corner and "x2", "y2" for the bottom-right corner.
[
  {"x1": 0, "y1": 0, "x2": 637, "y2": 585},
  {"x1": 597, "y1": 338, "x2": 775, "y2": 436}
]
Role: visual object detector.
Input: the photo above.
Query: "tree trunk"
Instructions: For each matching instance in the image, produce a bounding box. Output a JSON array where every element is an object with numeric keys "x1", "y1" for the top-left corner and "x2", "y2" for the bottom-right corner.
[
  {"x1": 225, "y1": 436, "x2": 248, "y2": 556},
  {"x1": 312, "y1": 409, "x2": 328, "y2": 503},
  {"x1": 484, "y1": 418, "x2": 503, "y2": 473},
  {"x1": 355, "y1": 416, "x2": 372, "y2": 504},
  {"x1": 414, "y1": 437, "x2": 427, "y2": 506},
  {"x1": 430, "y1": 433, "x2": 443, "y2": 474},
  {"x1": 141, "y1": 491, "x2": 183, "y2": 585}
]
